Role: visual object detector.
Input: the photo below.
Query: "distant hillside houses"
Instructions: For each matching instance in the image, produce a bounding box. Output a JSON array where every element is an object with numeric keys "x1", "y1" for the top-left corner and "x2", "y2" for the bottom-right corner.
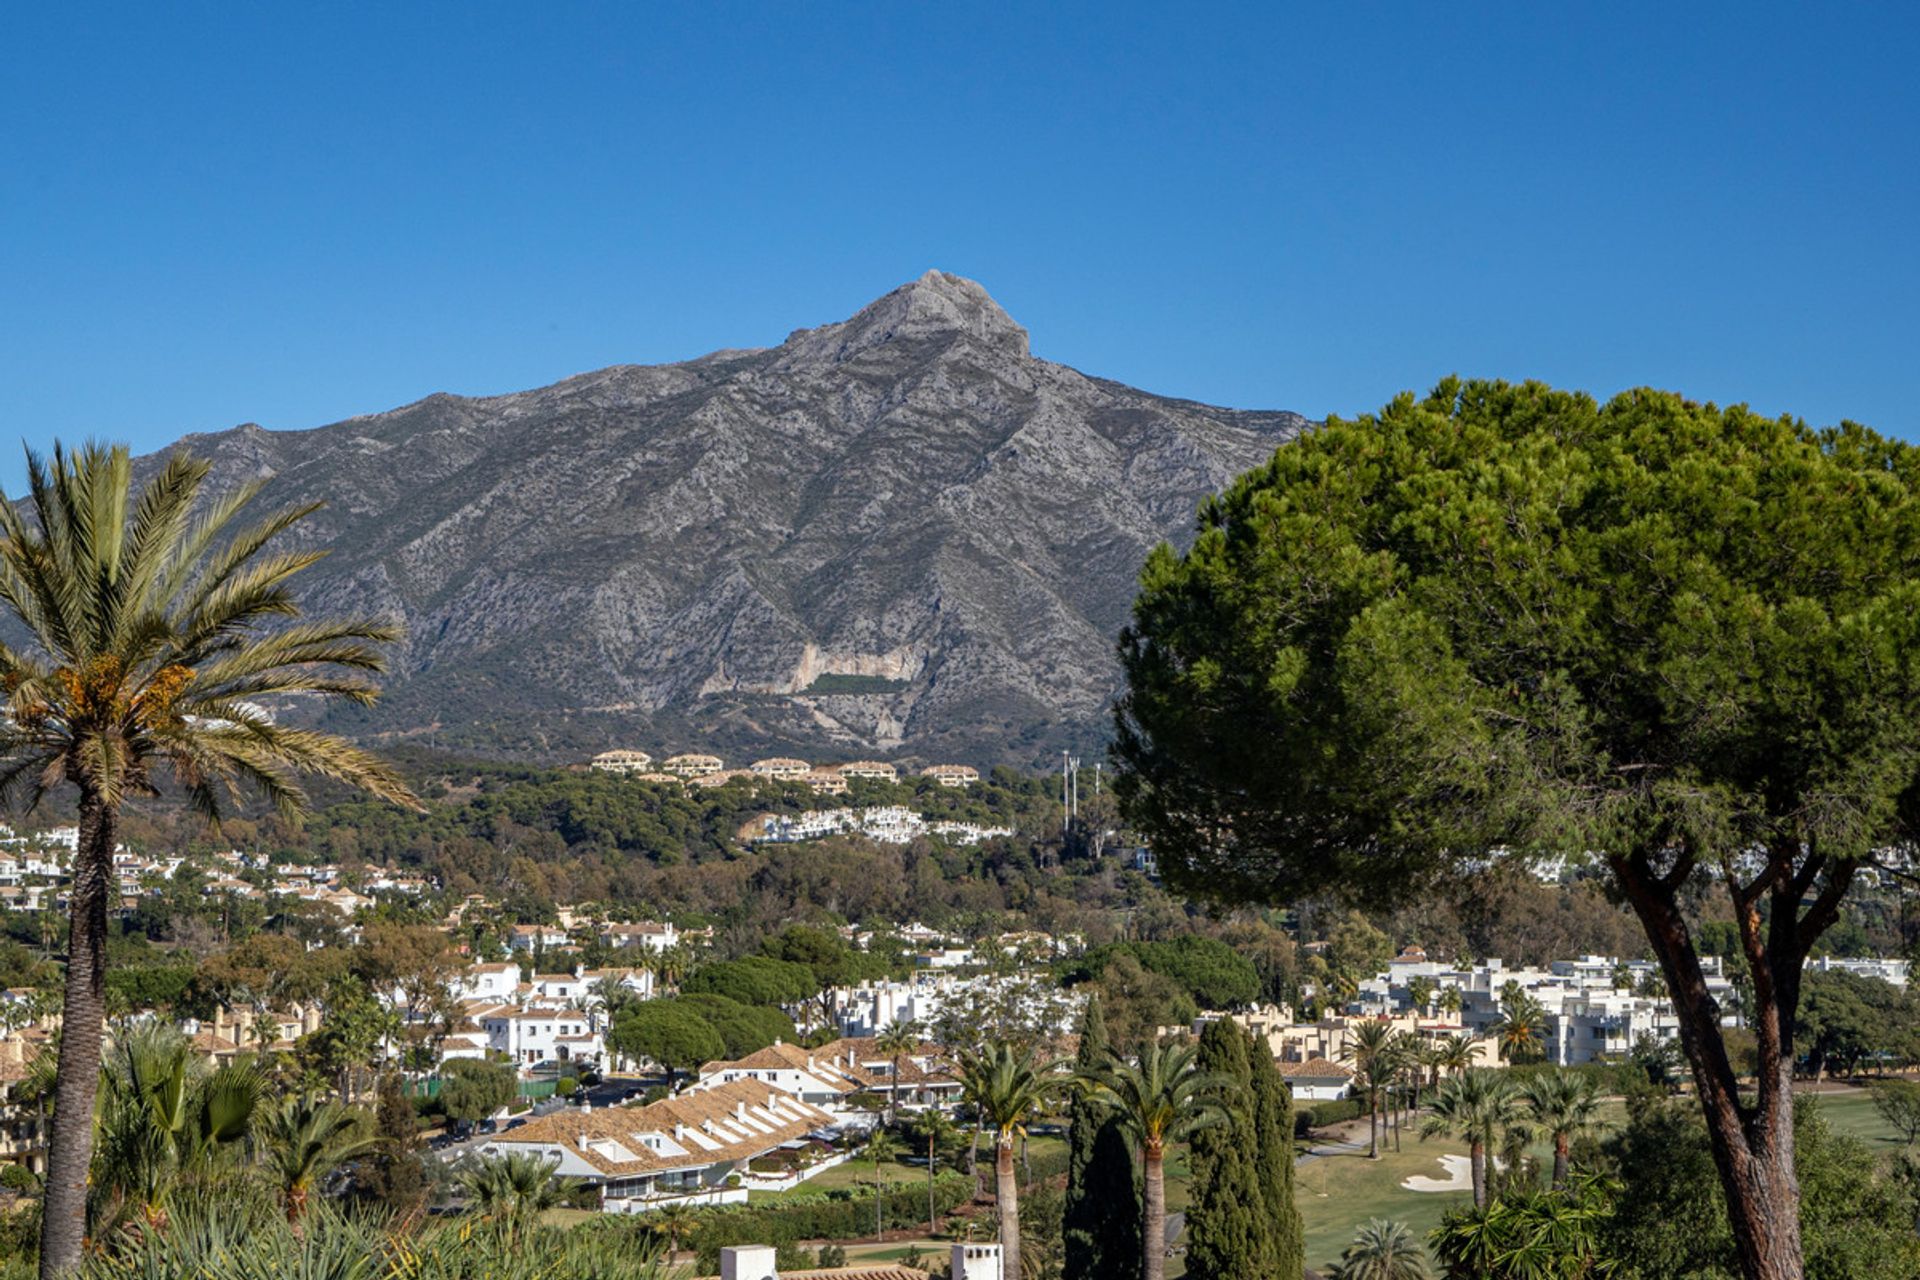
[
  {"x1": 589, "y1": 748, "x2": 654, "y2": 775},
  {"x1": 750, "y1": 806, "x2": 1012, "y2": 847},
  {"x1": 583, "y1": 749, "x2": 990, "y2": 790}
]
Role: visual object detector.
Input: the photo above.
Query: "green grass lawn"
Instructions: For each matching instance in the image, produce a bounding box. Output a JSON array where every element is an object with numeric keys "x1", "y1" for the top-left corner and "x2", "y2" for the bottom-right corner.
[
  {"x1": 1294, "y1": 1136, "x2": 1476, "y2": 1273},
  {"x1": 1800, "y1": 1086, "x2": 1909, "y2": 1155}
]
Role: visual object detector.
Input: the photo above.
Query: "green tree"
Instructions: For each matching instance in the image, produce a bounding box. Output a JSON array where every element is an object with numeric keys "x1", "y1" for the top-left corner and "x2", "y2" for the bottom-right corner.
[
  {"x1": 1114, "y1": 381, "x2": 1920, "y2": 1280},
  {"x1": 1330, "y1": 1218, "x2": 1431, "y2": 1280},
  {"x1": 0, "y1": 444, "x2": 413, "y2": 1278},
  {"x1": 1062, "y1": 999, "x2": 1140, "y2": 1280},
  {"x1": 355, "y1": 1072, "x2": 429, "y2": 1219},
  {"x1": 1248, "y1": 1031, "x2": 1306, "y2": 1279},
  {"x1": 1418, "y1": 1071, "x2": 1529, "y2": 1209},
  {"x1": 1602, "y1": 1096, "x2": 1920, "y2": 1280},
  {"x1": 607, "y1": 1003, "x2": 726, "y2": 1088},
  {"x1": 439, "y1": 1058, "x2": 516, "y2": 1133},
  {"x1": 1869, "y1": 1078, "x2": 1920, "y2": 1146},
  {"x1": 1085, "y1": 1039, "x2": 1226, "y2": 1280},
  {"x1": 1186, "y1": 1020, "x2": 1266, "y2": 1280},
  {"x1": 1796, "y1": 969, "x2": 1905, "y2": 1077},
  {"x1": 956, "y1": 1042, "x2": 1064, "y2": 1280}
]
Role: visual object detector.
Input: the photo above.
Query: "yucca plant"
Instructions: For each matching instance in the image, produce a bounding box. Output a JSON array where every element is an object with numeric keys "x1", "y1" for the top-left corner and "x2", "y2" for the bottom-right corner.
[{"x1": 0, "y1": 444, "x2": 415, "y2": 1277}]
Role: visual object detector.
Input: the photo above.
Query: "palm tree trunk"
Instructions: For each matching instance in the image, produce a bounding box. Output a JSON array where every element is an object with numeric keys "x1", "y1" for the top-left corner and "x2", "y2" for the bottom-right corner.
[
  {"x1": 927, "y1": 1139, "x2": 937, "y2": 1236},
  {"x1": 1553, "y1": 1133, "x2": 1570, "y2": 1190},
  {"x1": 1143, "y1": 1143, "x2": 1166, "y2": 1280},
  {"x1": 1368, "y1": 1090, "x2": 1379, "y2": 1159},
  {"x1": 38, "y1": 791, "x2": 114, "y2": 1280},
  {"x1": 1469, "y1": 1139, "x2": 1487, "y2": 1209},
  {"x1": 996, "y1": 1136, "x2": 1021, "y2": 1280}
]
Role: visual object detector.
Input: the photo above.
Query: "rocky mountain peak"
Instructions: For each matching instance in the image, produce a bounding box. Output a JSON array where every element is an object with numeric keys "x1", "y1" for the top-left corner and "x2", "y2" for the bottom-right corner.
[
  {"x1": 152, "y1": 277, "x2": 1306, "y2": 765},
  {"x1": 779, "y1": 269, "x2": 1030, "y2": 365}
]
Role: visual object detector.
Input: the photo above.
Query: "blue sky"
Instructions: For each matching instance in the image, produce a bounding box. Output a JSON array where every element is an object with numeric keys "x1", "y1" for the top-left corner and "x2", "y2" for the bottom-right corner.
[{"x1": 2, "y1": 4, "x2": 1915, "y2": 487}]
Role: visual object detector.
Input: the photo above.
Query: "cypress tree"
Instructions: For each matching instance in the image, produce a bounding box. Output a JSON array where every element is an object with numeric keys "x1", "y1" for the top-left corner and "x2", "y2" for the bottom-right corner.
[
  {"x1": 1186, "y1": 1019, "x2": 1267, "y2": 1279},
  {"x1": 1250, "y1": 1032, "x2": 1306, "y2": 1279},
  {"x1": 1063, "y1": 997, "x2": 1142, "y2": 1280}
]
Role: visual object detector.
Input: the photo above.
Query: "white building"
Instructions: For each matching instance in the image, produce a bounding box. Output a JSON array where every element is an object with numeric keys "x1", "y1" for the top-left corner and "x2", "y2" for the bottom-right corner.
[{"x1": 480, "y1": 1006, "x2": 603, "y2": 1069}]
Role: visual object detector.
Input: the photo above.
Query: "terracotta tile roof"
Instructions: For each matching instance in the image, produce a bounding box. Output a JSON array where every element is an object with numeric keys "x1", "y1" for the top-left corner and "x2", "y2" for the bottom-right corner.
[
  {"x1": 488, "y1": 1078, "x2": 834, "y2": 1178},
  {"x1": 1278, "y1": 1057, "x2": 1351, "y2": 1079}
]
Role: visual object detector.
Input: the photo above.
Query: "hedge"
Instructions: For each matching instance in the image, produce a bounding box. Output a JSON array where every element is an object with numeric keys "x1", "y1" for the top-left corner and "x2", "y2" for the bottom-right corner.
[
  {"x1": 1295, "y1": 1097, "x2": 1366, "y2": 1137},
  {"x1": 683, "y1": 1173, "x2": 975, "y2": 1269}
]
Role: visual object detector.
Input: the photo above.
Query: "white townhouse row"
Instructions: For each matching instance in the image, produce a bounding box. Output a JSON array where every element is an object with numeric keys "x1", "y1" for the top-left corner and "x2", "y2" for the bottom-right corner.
[
  {"x1": 751, "y1": 806, "x2": 1013, "y2": 847},
  {"x1": 830, "y1": 971, "x2": 1085, "y2": 1041},
  {"x1": 1357, "y1": 951, "x2": 1737, "y2": 1066},
  {"x1": 474, "y1": 1078, "x2": 838, "y2": 1213}
]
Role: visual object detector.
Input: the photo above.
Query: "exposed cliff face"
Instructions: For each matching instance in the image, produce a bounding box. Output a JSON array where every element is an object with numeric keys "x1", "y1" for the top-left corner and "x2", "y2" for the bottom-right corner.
[{"x1": 159, "y1": 271, "x2": 1306, "y2": 765}]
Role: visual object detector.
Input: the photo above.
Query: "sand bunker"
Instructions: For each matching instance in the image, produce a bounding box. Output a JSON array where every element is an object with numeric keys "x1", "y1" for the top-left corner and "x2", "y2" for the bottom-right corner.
[{"x1": 1401, "y1": 1154, "x2": 1473, "y2": 1192}]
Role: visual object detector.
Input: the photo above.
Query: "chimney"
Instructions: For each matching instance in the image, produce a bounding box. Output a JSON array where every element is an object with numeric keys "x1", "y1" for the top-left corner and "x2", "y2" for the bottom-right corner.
[
  {"x1": 719, "y1": 1244, "x2": 778, "y2": 1280},
  {"x1": 951, "y1": 1243, "x2": 1003, "y2": 1280}
]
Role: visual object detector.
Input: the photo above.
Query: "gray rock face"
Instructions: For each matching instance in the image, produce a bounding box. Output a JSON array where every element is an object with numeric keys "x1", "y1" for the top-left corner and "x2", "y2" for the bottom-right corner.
[{"x1": 160, "y1": 271, "x2": 1306, "y2": 765}]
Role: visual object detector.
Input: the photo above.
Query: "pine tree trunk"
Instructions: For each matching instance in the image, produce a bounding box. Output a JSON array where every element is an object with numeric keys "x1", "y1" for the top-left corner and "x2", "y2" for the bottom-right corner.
[
  {"x1": 996, "y1": 1136, "x2": 1021, "y2": 1280},
  {"x1": 38, "y1": 791, "x2": 113, "y2": 1280},
  {"x1": 1612, "y1": 851, "x2": 1810, "y2": 1280},
  {"x1": 1143, "y1": 1143, "x2": 1166, "y2": 1280}
]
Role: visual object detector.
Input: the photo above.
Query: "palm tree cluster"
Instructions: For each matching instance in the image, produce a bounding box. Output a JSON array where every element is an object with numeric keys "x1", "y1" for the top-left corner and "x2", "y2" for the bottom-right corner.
[
  {"x1": 1341, "y1": 1026, "x2": 1479, "y2": 1160},
  {"x1": 953, "y1": 1033, "x2": 1231, "y2": 1280}
]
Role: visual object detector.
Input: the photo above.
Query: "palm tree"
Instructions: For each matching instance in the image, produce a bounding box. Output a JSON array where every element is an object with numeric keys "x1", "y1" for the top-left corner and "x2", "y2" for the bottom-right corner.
[
  {"x1": 0, "y1": 444, "x2": 414, "y2": 1278},
  {"x1": 867, "y1": 1128, "x2": 901, "y2": 1241},
  {"x1": 1418, "y1": 1070, "x2": 1530, "y2": 1209},
  {"x1": 1329, "y1": 1218, "x2": 1431, "y2": 1280},
  {"x1": 1433, "y1": 1034, "x2": 1478, "y2": 1080},
  {"x1": 1520, "y1": 1069, "x2": 1603, "y2": 1189},
  {"x1": 457, "y1": 1151, "x2": 578, "y2": 1241},
  {"x1": 910, "y1": 1107, "x2": 957, "y2": 1236},
  {"x1": 955, "y1": 1042, "x2": 1064, "y2": 1280},
  {"x1": 1437, "y1": 987, "x2": 1463, "y2": 1019},
  {"x1": 258, "y1": 1094, "x2": 376, "y2": 1223},
  {"x1": 89, "y1": 1024, "x2": 263, "y2": 1233},
  {"x1": 1084, "y1": 1039, "x2": 1226, "y2": 1280},
  {"x1": 875, "y1": 1019, "x2": 922, "y2": 1124},
  {"x1": 646, "y1": 1201, "x2": 700, "y2": 1257},
  {"x1": 1341, "y1": 1020, "x2": 1400, "y2": 1158},
  {"x1": 1491, "y1": 985, "x2": 1547, "y2": 1063}
]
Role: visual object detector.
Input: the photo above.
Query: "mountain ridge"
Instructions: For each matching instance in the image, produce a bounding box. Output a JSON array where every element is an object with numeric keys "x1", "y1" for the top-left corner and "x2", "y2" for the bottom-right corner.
[{"x1": 152, "y1": 271, "x2": 1309, "y2": 766}]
